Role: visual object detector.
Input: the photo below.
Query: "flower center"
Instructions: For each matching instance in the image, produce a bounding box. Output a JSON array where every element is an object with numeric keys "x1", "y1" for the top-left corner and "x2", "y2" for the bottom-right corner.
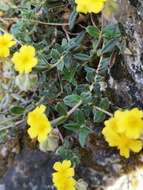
[
  {"x1": 0, "y1": 40, "x2": 8, "y2": 47},
  {"x1": 22, "y1": 55, "x2": 30, "y2": 63}
]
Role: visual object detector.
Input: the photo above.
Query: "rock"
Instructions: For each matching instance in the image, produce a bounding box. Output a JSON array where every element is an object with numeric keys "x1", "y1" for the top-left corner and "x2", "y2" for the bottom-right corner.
[
  {"x1": 0, "y1": 184, "x2": 5, "y2": 190},
  {"x1": 0, "y1": 147, "x2": 8, "y2": 158},
  {"x1": 77, "y1": 134, "x2": 121, "y2": 189},
  {"x1": 77, "y1": 133, "x2": 143, "y2": 189},
  {"x1": 2, "y1": 149, "x2": 59, "y2": 190},
  {"x1": 105, "y1": 166, "x2": 143, "y2": 190},
  {"x1": 107, "y1": 0, "x2": 143, "y2": 108}
]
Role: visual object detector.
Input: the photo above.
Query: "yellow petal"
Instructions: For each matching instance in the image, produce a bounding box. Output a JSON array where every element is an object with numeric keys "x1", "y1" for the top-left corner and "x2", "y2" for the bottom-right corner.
[
  {"x1": 53, "y1": 162, "x2": 62, "y2": 171},
  {"x1": 37, "y1": 132, "x2": 47, "y2": 143},
  {"x1": 62, "y1": 160, "x2": 72, "y2": 169},
  {"x1": 38, "y1": 105, "x2": 46, "y2": 113},
  {"x1": 27, "y1": 126, "x2": 38, "y2": 139},
  {"x1": 27, "y1": 105, "x2": 52, "y2": 142},
  {"x1": 0, "y1": 47, "x2": 9, "y2": 58},
  {"x1": 75, "y1": 0, "x2": 106, "y2": 14},
  {"x1": 12, "y1": 45, "x2": 38, "y2": 74},
  {"x1": 130, "y1": 140, "x2": 142, "y2": 153},
  {"x1": 119, "y1": 147, "x2": 130, "y2": 158}
]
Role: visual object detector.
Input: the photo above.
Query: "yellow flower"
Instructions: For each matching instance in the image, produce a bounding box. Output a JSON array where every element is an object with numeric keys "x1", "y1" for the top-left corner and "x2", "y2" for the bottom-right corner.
[
  {"x1": 102, "y1": 117, "x2": 119, "y2": 147},
  {"x1": 52, "y1": 160, "x2": 76, "y2": 190},
  {"x1": 117, "y1": 135, "x2": 142, "y2": 158},
  {"x1": 27, "y1": 105, "x2": 52, "y2": 143},
  {"x1": 75, "y1": 0, "x2": 107, "y2": 14},
  {"x1": 53, "y1": 160, "x2": 75, "y2": 177},
  {"x1": 115, "y1": 108, "x2": 143, "y2": 139},
  {"x1": 54, "y1": 177, "x2": 76, "y2": 190},
  {"x1": 0, "y1": 33, "x2": 16, "y2": 58},
  {"x1": 102, "y1": 108, "x2": 143, "y2": 158},
  {"x1": 12, "y1": 45, "x2": 38, "y2": 73},
  {"x1": 102, "y1": 119, "x2": 142, "y2": 158}
]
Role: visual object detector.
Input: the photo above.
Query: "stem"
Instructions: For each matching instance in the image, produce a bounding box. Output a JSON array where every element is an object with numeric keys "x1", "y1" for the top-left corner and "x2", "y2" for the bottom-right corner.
[
  {"x1": 51, "y1": 100, "x2": 82, "y2": 126},
  {"x1": 1, "y1": 17, "x2": 69, "y2": 26},
  {"x1": 89, "y1": 31, "x2": 103, "y2": 92},
  {"x1": 42, "y1": 54, "x2": 66, "y2": 72},
  {"x1": 67, "y1": 100, "x2": 82, "y2": 116},
  {"x1": 0, "y1": 119, "x2": 24, "y2": 132},
  {"x1": 89, "y1": 55, "x2": 103, "y2": 92},
  {"x1": 0, "y1": 115, "x2": 21, "y2": 125},
  {"x1": 50, "y1": 55, "x2": 65, "y2": 69},
  {"x1": 94, "y1": 106, "x2": 113, "y2": 117}
]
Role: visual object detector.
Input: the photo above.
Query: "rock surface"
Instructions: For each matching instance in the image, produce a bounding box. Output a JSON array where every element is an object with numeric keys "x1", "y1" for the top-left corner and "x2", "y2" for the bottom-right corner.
[
  {"x1": 108, "y1": 0, "x2": 143, "y2": 108},
  {"x1": 1, "y1": 149, "x2": 58, "y2": 190}
]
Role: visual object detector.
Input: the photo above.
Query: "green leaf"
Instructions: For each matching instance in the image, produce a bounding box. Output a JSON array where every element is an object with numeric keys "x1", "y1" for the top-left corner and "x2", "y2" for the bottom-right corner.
[
  {"x1": 86, "y1": 26, "x2": 100, "y2": 38},
  {"x1": 0, "y1": 130, "x2": 8, "y2": 143},
  {"x1": 57, "y1": 59, "x2": 65, "y2": 71},
  {"x1": 69, "y1": 11, "x2": 78, "y2": 30},
  {"x1": 75, "y1": 110, "x2": 85, "y2": 125},
  {"x1": 64, "y1": 54, "x2": 73, "y2": 68},
  {"x1": 93, "y1": 98, "x2": 109, "y2": 123},
  {"x1": 64, "y1": 123, "x2": 81, "y2": 132},
  {"x1": 50, "y1": 49, "x2": 61, "y2": 60},
  {"x1": 99, "y1": 98, "x2": 110, "y2": 110},
  {"x1": 93, "y1": 108, "x2": 106, "y2": 123},
  {"x1": 84, "y1": 66, "x2": 96, "y2": 83},
  {"x1": 98, "y1": 58, "x2": 110, "y2": 74},
  {"x1": 57, "y1": 140, "x2": 80, "y2": 166},
  {"x1": 64, "y1": 94, "x2": 81, "y2": 107},
  {"x1": 103, "y1": 24, "x2": 121, "y2": 39},
  {"x1": 101, "y1": 39, "x2": 118, "y2": 54},
  {"x1": 67, "y1": 32, "x2": 85, "y2": 51},
  {"x1": 81, "y1": 92, "x2": 92, "y2": 104},
  {"x1": 63, "y1": 67, "x2": 77, "y2": 85},
  {"x1": 79, "y1": 127, "x2": 91, "y2": 147},
  {"x1": 10, "y1": 106, "x2": 25, "y2": 115},
  {"x1": 55, "y1": 102, "x2": 68, "y2": 115},
  {"x1": 73, "y1": 53, "x2": 90, "y2": 61}
]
